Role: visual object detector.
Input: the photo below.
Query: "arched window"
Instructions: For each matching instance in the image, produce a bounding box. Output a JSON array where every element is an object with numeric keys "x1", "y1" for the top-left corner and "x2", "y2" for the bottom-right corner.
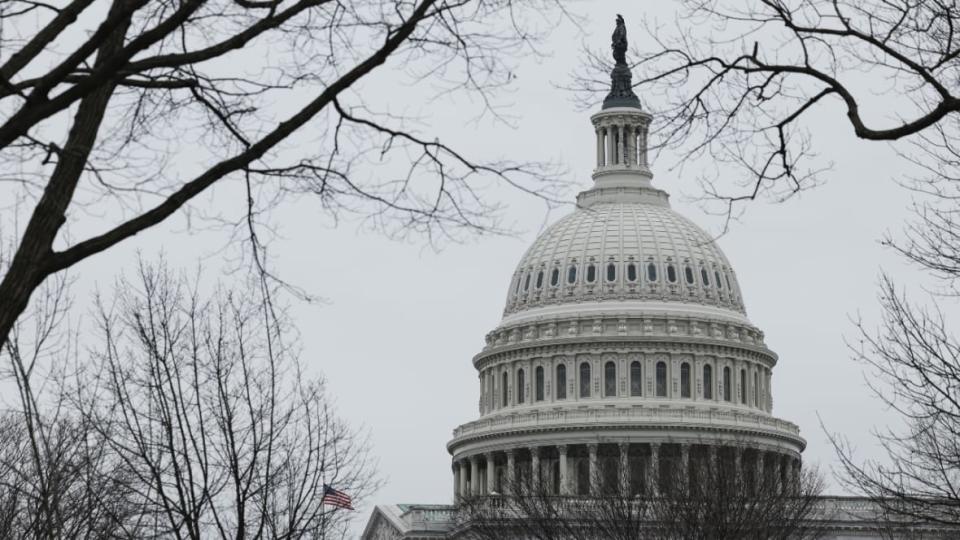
[
  {"x1": 667, "y1": 264, "x2": 677, "y2": 283},
  {"x1": 703, "y1": 364, "x2": 713, "y2": 399},
  {"x1": 753, "y1": 371, "x2": 759, "y2": 407},
  {"x1": 550, "y1": 268, "x2": 559, "y2": 287},
  {"x1": 715, "y1": 271, "x2": 723, "y2": 289},
  {"x1": 740, "y1": 369, "x2": 747, "y2": 404},
  {"x1": 606, "y1": 263, "x2": 617, "y2": 282},
  {"x1": 627, "y1": 263, "x2": 638, "y2": 282},
  {"x1": 502, "y1": 371, "x2": 509, "y2": 407},
  {"x1": 680, "y1": 362, "x2": 691, "y2": 398},
  {"x1": 586, "y1": 264, "x2": 596, "y2": 283},
  {"x1": 701, "y1": 267, "x2": 710, "y2": 287},
  {"x1": 579, "y1": 362, "x2": 591, "y2": 398},
  {"x1": 604, "y1": 361, "x2": 616, "y2": 397},
  {"x1": 556, "y1": 364, "x2": 567, "y2": 400},
  {"x1": 685, "y1": 266, "x2": 695, "y2": 284},
  {"x1": 647, "y1": 263, "x2": 658, "y2": 282},
  {"x1": 567, "y1": 265, "x2": 577, "y2": 284},
  {"x1": 723, "y1": 367, "x2": 732, "y2": 402},
  {"x1": 517, "y1": 369, "x2": 525, "y2": 404},
  {"x1": 656, "y1": 361, "x2": 667, "y2": 397},
  {"x1": 630, "y1": 361, "x2": 642, "y2": 396},
  {"x1": 524, "y1": 273, "x2": 531, "y2": 291},
  {"x1": 535, "y1": 271, "x2": 544, "y2": 289},
  {"x1": 536, "y1": 366, "x2": 545, "y2": 401}
]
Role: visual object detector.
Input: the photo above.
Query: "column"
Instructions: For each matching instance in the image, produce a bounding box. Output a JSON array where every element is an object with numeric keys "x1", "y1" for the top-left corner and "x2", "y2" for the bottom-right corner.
[
  {"x1": 639, "y1": 126, "x2": 647, "y2": 167},
  {"x1": 625, "y1": 125, "x2": 635, "y2": 166},
  {"x1": 608, "y1": 122, "x2": 616, "y2": 165},
  {"x1": 588, "y1": 443, "x2": 599, "y2": 495},
  {"x1": 680, "y1": 444, "x2": 690, "y2": 492},
  {"x1": 506, "y1": 450, "x2": 516, "y2": 494},
  {"x1": 454, "y1": 463, "x2": 460, "y2": 500},
  {"x1": 596, "y1": 127, "x2": 605, "y2": 167},
  {"x1": 558, "y1": 445, "x2": 569, "y2": 495},
  {"x1": 486, "y1": 452, "x2": 496, "y2": 494},
  {"x1": 648, "y1": 443, "x2": 660, "y2": 494},
  {"x1": 619, "y1": 443, "x2": 630, "y2": 496},
  {"x1": 458, "y1": 460, "x2": 468, "y2": 498},
  {"x1": 470, "y1": 456, "x2": 480, "y2": 496},
  {"x1": 773, "y1": 454, "x2": 783, "y2": 493},
  {"x1": 733, "y1": 446, "x2": 742, "y2": 484},
  {"x1": 755, "y1": 449, "x2": 765, "y2": 492},
  {"x1": 531, "y1": 446, "x2": 541, "y2": 490}
]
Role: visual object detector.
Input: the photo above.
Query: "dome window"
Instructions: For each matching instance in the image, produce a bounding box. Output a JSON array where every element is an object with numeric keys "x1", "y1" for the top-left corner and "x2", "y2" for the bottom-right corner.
[
  {"x1": 579, "y1": 362, "x2": 591, "y2": 398},
  {"x1": 627, "y1": 263, "x2": 638, "y2": 282},
  {"x1": 715, "y1": 271, "x2": 723, "y2": 289},
  {"x1": 725, "y1": 272, "x2": 733, "y2": 290},
  {"x1": 586, "y1": 264, "x2": 596, "y2": 283},
  {"x1": 680, "y1": 362, "x2": 691, "y2": 398},
  {"x1": 647, "y1": 263, "x2": 658, "y2": 282},
  {"x1": 701, "y1": 267, "x2": 710, "y2": 287},
  {"x1": 535, "y1": 270, "x2": 544, "y2": 289},
  {"x1": 606, "y1": 263, "x2": 616, "y2": 282},
  {"x1": 556, "y1": 364, "x2": 567, "y2": 400},
  {"x1": 703, "y1": 364, "x2": 714, "y2": 400},
  {"x1": 630, "y1": 361, "x2": 642, "y2": 396},
  {"x1": 685, "y1": 266, "x2": 695, "y2": 284},
  {"x1": 567, "y1": 265, "x2": 577, "y2": 284},
  {"x1": 524, "y1": 273, "x2": 531, "y2": 291},
  {"x1": 667, "y1": 264, "x2": 677, "y2": 283},
  {"x1": 655, "y1": 361, "x2": 667, "y2": 397},
  {"x1": 550, "y1": 268, "x2": 559, "y2": 287}
]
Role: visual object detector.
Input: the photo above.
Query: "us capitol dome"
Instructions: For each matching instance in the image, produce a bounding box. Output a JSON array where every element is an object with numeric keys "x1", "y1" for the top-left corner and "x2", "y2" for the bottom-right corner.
[{"x1": 360, "y1": 17, "x2": 929, "y2": 540}]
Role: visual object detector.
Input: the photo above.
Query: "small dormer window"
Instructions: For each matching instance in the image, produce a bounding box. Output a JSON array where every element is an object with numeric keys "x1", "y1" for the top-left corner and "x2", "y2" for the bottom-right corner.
[
  {"x1": 524, "y1": 273, "x2": 531, "y2": 291},
  {"x1": 685, "y1": 266, "x2": 695, "y2": 284},
  {"x1": 586, "y1": 264, "x2": 596, "y2": 283},
  {"x1": 715, "y1": 270, "x2": 723, "y2": 289},
  {"x1": 606, "y1": 263, "x2": 616, "y2": 282},
  {"x1": 701, "y1": 267, "x2": 710, "y2": 287},
  {"x1": 536, "y1": 270, "x2": 544, "y2": 289},
  {"x1": 551, "y1": 268, "x2": 560, "y2": 287},
  {"x1": 627, "y1": 263, "x2": 637, "y2": 282},
  {"x1": 567, "y1": 265, "x2": 577, "y2": 284},
  {"x1": 647, "y1": 263, "x2": 658, "y2": 282},
  {"x1": 667, "y1": 264, "x2": 677, "y2": 283}
]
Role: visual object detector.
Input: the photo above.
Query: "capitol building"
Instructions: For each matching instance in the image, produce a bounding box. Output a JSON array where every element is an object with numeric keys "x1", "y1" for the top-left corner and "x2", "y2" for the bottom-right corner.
[{"x1": 361, "y1": 21, "x2": 954, "y2": 540}]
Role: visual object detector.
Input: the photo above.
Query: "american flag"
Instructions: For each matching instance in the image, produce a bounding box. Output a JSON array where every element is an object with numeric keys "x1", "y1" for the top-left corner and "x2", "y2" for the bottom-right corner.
[{"x1": 321, "y1": 484, "x2": 354, "y2": 510}]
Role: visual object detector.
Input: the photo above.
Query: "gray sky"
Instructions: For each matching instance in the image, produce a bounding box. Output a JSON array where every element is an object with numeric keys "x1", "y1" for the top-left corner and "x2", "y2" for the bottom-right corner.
[{"x1": 29, "y1": 1, "x2": 931, "y2": 535}]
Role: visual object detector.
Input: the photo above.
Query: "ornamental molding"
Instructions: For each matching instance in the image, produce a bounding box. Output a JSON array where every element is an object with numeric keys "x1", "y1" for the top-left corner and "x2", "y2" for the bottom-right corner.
[{"x1": 474, "y1": 337, "x2": 776, "y2": 371}]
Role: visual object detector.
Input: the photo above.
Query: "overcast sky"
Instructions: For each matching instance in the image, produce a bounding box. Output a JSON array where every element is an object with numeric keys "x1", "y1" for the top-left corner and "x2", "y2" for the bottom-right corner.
[{"x1": 34, "y1": 1, "x2": 934, "y2": 535}]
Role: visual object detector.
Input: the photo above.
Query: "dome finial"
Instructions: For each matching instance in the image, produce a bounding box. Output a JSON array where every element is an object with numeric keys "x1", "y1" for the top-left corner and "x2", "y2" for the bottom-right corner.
[{"x1": 603, "y1": 14, "x2": 641, "y2": 109}]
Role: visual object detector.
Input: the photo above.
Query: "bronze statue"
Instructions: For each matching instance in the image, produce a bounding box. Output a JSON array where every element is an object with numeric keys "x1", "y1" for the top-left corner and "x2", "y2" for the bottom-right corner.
[{"x1": 612, "y1": 14, "x2": 627, "y2": 64}]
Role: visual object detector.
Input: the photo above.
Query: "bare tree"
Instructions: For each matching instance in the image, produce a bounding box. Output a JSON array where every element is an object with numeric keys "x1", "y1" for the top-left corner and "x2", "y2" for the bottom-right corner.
[
  {"x1": 567, "y1": 1, "x2": 960, "y2": 223},
  {"x1": 74, "y1": 259, "x2": 379, "y2": 538},
  {"x1": 458, "y1": 449, "x2": 825, "y2": 540},
  {"x1": 0, "y1": 257, "x2": 378, "y2": 539},
  {"x1": 0, "y1": 0, "x2": 574, "y2": 350}
]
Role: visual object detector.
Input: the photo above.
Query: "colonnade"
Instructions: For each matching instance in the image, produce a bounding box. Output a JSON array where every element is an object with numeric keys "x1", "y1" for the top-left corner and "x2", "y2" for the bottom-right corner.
[
  {"x1": 453, "y1": 441, "x2": 799, "y2": 500},
  {"x1": 594, "y1": 122, "x2": 648, "y2": 169}
]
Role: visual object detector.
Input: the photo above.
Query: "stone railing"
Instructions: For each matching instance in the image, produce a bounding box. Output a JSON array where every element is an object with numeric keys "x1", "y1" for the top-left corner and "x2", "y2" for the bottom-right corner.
[
  {"x1": 399, "y1": 505, "x2": 456, "y2": 531},
  {"x1": 451, "y1": 405, "x2": 801, "y2": 441}
]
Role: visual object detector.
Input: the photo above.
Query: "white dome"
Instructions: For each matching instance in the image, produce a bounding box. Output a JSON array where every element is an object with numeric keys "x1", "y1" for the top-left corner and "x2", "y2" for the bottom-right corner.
[{"x1": 504, "y1": 197, "x2": 745, "y2": 317}]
